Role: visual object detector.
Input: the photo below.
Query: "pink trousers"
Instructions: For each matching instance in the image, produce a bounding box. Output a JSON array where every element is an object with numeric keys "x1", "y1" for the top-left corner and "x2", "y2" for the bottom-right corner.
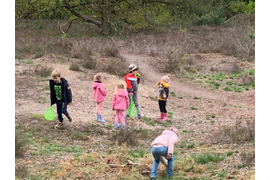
[
  {"x1": 115, "y1": 110, "x2": 125, "y2": 125},
  {"x1": 96, "y1": 102, "x2": 104, "y2": 114}
]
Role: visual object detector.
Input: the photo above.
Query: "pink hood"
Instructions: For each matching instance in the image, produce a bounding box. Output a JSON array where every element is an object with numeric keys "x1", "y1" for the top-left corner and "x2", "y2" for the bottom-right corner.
[
  {"x1": 92, "y1": 82, "x2": 107, "y2": 103},
  {"x1": 151, "y1": 130, "x2": 178, "y2": 154},
  {"x1": 111, "y1": 89, "x2": 129, "y2": 111}
]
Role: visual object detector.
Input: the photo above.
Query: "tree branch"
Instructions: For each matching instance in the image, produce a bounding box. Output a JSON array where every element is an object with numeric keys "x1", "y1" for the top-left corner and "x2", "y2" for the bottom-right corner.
[{"x1": 62, "y1": 0, "x2": 102, "y2": 27}]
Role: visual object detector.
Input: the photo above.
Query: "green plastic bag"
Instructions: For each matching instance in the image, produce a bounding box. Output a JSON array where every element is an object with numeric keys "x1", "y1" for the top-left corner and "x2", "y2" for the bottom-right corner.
[
  {"x1": 44, "y1": 106, "x2": 56, "y2": 121},
  {"x1": 127, "y1": 96, "x2": 137, "y2": 118}
]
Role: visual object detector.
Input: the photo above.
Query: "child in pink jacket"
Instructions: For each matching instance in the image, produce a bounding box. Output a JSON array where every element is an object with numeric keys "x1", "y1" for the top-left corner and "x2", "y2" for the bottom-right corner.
[
  {"x1": 150, "y1": 127, "x2": 179, "y2": 179},
  {"x1": 92, "y1": 73, "x2": 107, "y2": 123},
  {"x1": 111, "y1": 82, "x2": 129, "y2": 129}
]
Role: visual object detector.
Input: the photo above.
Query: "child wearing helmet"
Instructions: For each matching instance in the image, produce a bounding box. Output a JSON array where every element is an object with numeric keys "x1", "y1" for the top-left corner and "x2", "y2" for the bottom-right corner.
[{"x1": 124, "y1": 64, "x2": 142, "y2": 118}]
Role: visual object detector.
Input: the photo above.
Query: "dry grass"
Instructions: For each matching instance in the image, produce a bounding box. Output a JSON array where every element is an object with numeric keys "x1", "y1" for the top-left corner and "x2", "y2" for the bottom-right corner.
[
  {"x1": 15, "y1": 14, "x2": 255, "y2": 63},
  {"x1": 210, "y1": 120, "x2": 255, "y2": 144}
]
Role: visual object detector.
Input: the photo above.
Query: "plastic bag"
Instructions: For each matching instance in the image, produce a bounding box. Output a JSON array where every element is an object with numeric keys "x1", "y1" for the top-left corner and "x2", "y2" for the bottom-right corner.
[
  {"x1": 44, "y1": 106, "x2": 56, "y2": 121},
  {"x1": 127, "y1": 96, "x2": 137, "y2": 118}
]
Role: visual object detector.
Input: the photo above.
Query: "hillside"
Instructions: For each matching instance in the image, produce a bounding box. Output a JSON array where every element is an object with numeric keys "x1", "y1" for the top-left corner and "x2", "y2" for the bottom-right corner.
[{"x1": 15, "y1": 50, "x2": 255, "y2": 179}]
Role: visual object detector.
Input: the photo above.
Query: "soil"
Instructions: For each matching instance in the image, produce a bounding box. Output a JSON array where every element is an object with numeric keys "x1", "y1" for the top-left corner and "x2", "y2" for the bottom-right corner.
[
  {"x1": 15, "y1": 51, "x2": 255, "y2": 142},
  {"x1": 15, "y1": 51, "x2": 255, "y2": 179}
]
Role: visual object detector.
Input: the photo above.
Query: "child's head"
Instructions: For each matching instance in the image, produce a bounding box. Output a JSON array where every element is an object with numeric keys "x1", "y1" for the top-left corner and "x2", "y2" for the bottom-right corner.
[
  {"x1": 94, "y1": 73, "x2": 103, "y2": 82},
  {"x1": 128, "y1": 64, "x2": 138, "y2": 75},
  {"x1": 115, "y1": 82, "x2": 125, "y2": 93},
  {"x1": 52, "y1": 69, "x2": 61, "y2": 83},
  {"x1": 161, "y1": 74, "x2": 171, "y2": 84},
  {"x1": 170, "y1": 127, "x2": 179, "y2": 136}
]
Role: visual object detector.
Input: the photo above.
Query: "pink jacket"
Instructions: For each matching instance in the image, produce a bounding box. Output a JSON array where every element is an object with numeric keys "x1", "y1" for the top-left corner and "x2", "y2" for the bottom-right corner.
[
  {"x1": 111, "y1": 89, "x2": 129, "y2": 111},
  {"x1": 92, "y1": 82, "x2": 107, "y2": 103},
  {"x1": 151, "y1": 130, "x2": 178, "y2": 154}
]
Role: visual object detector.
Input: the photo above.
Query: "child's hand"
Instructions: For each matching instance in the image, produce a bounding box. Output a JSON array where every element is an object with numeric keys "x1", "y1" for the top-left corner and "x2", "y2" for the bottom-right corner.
[
  {"x1": 130, "y1": 92, "x2": 133, "y2": 96},
  {"x1": 167, "y1": 153, "x2": 172, "y2": 159}
]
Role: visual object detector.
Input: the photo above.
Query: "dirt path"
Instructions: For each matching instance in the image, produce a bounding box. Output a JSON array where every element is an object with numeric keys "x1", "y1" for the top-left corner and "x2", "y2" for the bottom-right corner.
[
  {"x1": 15, "y1": 52, "x2": 255, "y2": 132},
  {"x1": 120, "y1": 52, "x2": 254, "y2": 108}
]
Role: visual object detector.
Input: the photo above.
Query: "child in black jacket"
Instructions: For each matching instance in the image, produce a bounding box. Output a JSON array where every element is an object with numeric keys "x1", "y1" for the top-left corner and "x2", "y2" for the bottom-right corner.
[{"x1": 49, "y1": 69, "x2": 72, "y2": 129}]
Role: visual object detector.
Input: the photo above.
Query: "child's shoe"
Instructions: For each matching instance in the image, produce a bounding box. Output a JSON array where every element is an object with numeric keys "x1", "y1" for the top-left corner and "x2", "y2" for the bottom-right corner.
[
  {"x1": 121, "y1": 124, "x2": 125, "y2": 130},
  {"x1": 115, "y1": 123, "x2": 119, "y2": 129},
  {"x1": 137, "y1": 114, "x2": 141, "y2": 119},
  {"x1": 156, "y1": 112, "x2": 164, "y2": 120},
  {"x1": 66, "y1": 114, "x2": 72, "y2": 122},
  {"x1": 98, "y1": 114, "x2": 106, "y2": 123},
  {"x1": 162, "y1": 113, "x2": 168, "y2": 121},
  {"x1": 125, "y1": 114, "x2": 130, "y2": 117},
  {"x1": 55, "y1": 122, "x2": 63, "y2": 129},
  {"x1": 96, "y1": 114, "x2": 99, "y2": 120}
]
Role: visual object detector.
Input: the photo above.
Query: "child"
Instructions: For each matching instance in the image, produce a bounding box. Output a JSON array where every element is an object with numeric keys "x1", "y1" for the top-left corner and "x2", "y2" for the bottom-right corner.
[
  {"x1": 124, "y1": 64, "x2": 141, "y2": 118},
  {"x1": 156, "y1": 74, "x2": 170, "y2": 121},
  {"x1": 49, "y1": 69, "x2": 72, "y2": 129},
  {"x1": 150, "y1": 127, "x2": 179, "y2": 180},
  {"x1": 111, "y1": 82, "x2": 129, "y2": 130},
  {"x1": 92, "y1": 73, "x2": 107, "y2": 123}
]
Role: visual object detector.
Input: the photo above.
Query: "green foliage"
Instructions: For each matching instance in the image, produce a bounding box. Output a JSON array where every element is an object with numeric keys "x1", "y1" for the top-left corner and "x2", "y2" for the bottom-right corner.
[
  {"x1": 192, "y1": 6, "x2": 227, "y2": 25},
  {"x1": 15, "y1": 0, "x2": 255, "y2": 35},
  {"x1": 191, "y1": 152, "x2": 226, "y2": 164},
  {"x1": 230, "y1": 0, "x2": 255, "y2": 14},
  {"x1": 190, "y1": 106, "x2": 198, "y2": 110},
  {"x1": 141, "y1": 116, "x2": 155, "y2": 126}
]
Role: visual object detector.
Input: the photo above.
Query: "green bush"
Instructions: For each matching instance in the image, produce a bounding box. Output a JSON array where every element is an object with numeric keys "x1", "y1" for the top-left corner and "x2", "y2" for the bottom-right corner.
[{"x1": 230, "y1": 1, "x2": 255, "y2": 14}]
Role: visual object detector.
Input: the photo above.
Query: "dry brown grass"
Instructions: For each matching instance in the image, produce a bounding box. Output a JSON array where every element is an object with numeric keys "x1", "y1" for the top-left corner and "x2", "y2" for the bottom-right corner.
[
  {"x1": 210, "y1": 120, "x2": 255, "y2": 144},
  {"x1": 16, "y1": 14, "x2": 255, "y2": 63}
]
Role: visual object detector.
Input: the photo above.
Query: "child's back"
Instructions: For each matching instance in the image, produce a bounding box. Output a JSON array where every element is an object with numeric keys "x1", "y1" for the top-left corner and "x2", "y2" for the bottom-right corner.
[{"x1": 112, "y1": 89, "x2": 129, "y2": 111}]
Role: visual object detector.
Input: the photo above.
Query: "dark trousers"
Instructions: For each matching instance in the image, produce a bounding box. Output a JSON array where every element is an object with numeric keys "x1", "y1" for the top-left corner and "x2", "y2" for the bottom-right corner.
[
  {"x1": 56, "y1": 102, "x2": 69, "y2": 123},
  {"x1": 158, "y1": 100, "x2": 167, "y2": 113}
]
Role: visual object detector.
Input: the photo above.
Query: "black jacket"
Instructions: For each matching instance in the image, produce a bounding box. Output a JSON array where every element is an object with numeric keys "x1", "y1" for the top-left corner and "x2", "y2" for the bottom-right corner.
[{"x1": 49, "y1": 78, "x2": 72, "y2": 105}]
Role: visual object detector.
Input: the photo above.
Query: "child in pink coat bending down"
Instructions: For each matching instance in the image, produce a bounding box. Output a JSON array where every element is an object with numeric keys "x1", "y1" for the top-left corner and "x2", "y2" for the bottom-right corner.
[
  {"x1": 92, "y1": 73, "x2": 107, "y2": 123},
  {"x1": 111, "y1": 82, "x2": 129, "y2": 130}
]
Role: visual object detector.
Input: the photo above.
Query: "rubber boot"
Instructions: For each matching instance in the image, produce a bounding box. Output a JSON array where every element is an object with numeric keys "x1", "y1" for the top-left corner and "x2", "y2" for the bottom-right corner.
[
  {"x1": 98, "y1": 114, "x2": 106, "y2": 123},
  {"x1": 162, "y1": 113, "x2": 168, "y2": 121},
  {"x1": 156, "y1": 112, "x2": 164, "y2": 120}
]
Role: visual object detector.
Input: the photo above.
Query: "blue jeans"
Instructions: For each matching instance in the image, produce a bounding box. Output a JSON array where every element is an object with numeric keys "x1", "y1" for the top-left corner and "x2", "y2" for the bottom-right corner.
[
  {"x1": 151, "y1": 146, "x2": 174, "y2": 178},
  {"x1": 56, "y1": 102, "x2": 69, "y2": 123}
]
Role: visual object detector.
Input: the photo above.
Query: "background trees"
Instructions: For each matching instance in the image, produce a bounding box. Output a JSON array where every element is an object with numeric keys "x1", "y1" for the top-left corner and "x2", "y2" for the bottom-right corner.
[{"x1": 15, "y1": 0, "x2": 255, "y2": 35}]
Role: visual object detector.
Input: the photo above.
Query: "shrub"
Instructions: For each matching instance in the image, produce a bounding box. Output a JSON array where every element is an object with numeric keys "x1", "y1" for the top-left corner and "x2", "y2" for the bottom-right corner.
[
  {"x1": 210, "y1": 120, "x2": 255, "y2": 144},
  {"x1": 102, "y1": 57, "x2": 128, "y2": 76},
  {"x1": 103, "y1": 47, "x2": 120, "y2": 57},
  {"x1": 69, "y1": 62, "x2": 80, "y2": 71},
  {"x1": 34, "y1": 64, "x2": 53, "y2": 77},
  {"x1": 82, "y1": 57, "x2": 96, "y2": 70}
]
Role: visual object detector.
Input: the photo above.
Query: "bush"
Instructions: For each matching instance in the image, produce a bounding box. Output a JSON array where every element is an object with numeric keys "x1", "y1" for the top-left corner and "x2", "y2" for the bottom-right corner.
[
  {"x1": 103, "y1": 47, "x2": 120, "y2": 57},
  {"x1": 82, "y1": 57, "x2": 96, "y2": 70},
  {"x1": 69, "y1": 62, "x2": 80, "y2": 71},
  {"x1": 34, "y1": 64, "x2": 53, "y2": 77},
  {"x1": 102, "y1": 57, "x2": 128, "y2": 76},
  {"x1": 210, "y1": 120, "x2": 255, "y2": 144}
]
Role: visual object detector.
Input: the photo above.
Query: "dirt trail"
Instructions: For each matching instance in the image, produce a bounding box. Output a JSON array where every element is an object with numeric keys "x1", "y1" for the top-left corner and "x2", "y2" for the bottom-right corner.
[
  {"x1": 120, "y1": 52, "x2": 254, "y2": 108},
  {"x1": 15, "y1": 52, "x2": 254, "y2": 131}
]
